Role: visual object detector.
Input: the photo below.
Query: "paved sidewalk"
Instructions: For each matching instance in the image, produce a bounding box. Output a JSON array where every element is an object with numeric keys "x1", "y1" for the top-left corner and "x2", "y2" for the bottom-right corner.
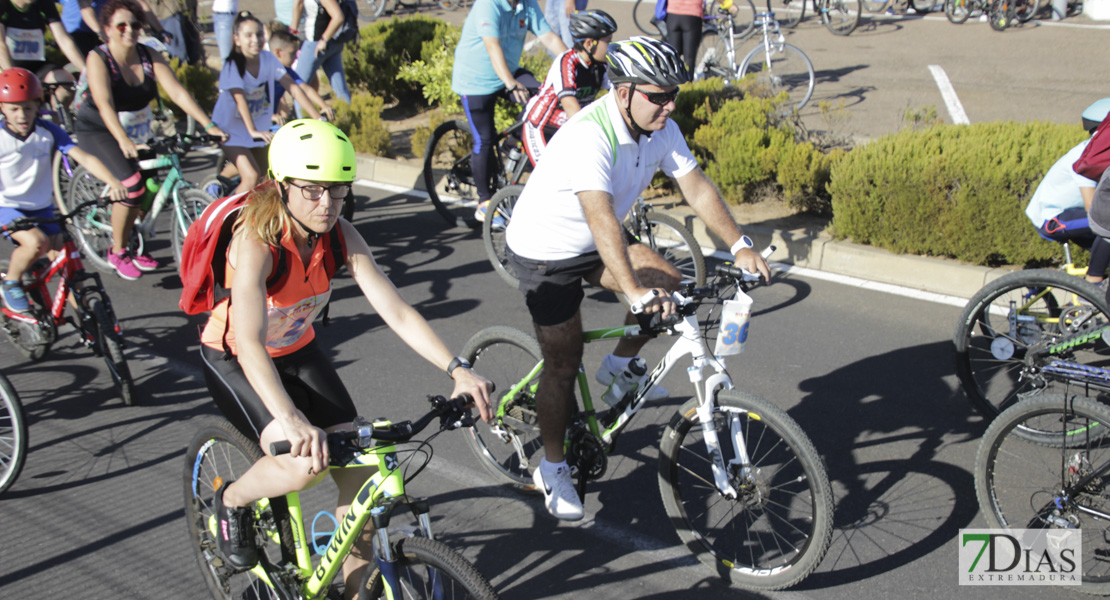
[{"x1": 356, "y1": 153, "x2": 1016, "y2": 302}]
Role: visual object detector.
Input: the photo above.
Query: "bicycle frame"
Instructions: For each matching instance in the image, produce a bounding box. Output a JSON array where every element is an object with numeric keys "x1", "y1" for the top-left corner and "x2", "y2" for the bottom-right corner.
[
  {"x1": 234, "y1": 426, "x2": 438, "y2": 600},
  {"x1": 82, "y1": 151, "x2": 189, "y2": 242}
]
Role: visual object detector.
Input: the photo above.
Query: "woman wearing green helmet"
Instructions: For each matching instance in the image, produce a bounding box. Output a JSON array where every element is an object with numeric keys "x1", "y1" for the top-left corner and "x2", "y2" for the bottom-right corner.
[{"x1": 198, "y1": 119, "x2": 493, "y2": 596}]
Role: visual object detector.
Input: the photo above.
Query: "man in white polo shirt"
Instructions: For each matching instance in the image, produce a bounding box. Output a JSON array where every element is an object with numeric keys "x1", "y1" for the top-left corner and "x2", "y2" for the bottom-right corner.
[{"x1": 504, "y1": 36, "x2": 771, "y2": 521}]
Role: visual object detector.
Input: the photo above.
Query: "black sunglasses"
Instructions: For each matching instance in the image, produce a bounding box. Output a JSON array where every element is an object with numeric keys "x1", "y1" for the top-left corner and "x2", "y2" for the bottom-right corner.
[
  {"x1": 635, "y1": 87, "x2": 680, "y2": 106},
  {"x1": 114, "y1": 20, "x2": 142, "y2": 34}
]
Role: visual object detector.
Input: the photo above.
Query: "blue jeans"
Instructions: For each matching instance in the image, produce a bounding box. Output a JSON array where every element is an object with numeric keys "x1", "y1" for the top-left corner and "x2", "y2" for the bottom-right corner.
[
  {"x1": 294, "y1": 38, "x2": 351, "y2": 114},
  {"x1": 544, "y1": 0, "x2": 589, "y2": 50},
  {"x1": 213, "y1": 12, "x2": 235, "y2": 63}
]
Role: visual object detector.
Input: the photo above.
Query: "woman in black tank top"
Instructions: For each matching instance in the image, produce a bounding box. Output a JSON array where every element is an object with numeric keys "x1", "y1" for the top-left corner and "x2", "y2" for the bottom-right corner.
[{"x1": 74, "y1": 0, "x2": 227, "y2": 281}]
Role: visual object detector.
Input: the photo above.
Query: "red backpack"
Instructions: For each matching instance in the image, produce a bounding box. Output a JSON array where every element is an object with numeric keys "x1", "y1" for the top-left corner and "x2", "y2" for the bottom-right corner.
[
  {"x1": 178, "y1": 188, "x2": 347, "y2": 350},
  {"x1": 1074, "y1": 113, "x2": 1110, "y2": 181}
]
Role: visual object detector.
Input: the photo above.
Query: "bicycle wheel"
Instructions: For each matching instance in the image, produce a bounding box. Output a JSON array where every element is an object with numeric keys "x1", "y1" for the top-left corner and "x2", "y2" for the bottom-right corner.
[
  {"x1": 171, "y1": 188, "x2": 215, "y2": 266},
  {"x1": 52, "y1": 150, "x2": 75, "y2": 215},
  {"x1": 910, "y1": 0, "x2": 940, "y2": 12},
  {"x1": 975, "y1": 394, "x2": 1110, "y2": 594},
  {"x1": 67, "y1": 166, "x2": 116, "y2": 274},
  {"x1": 863, "y1": 0, "x2": 889, "y2": 11},
  {"x1": 185, "y1": 419, "x2": 296, "y2": 600},
  {"x1": 358, "y1": 0, "x2": 389, "y2": 19},
  {"x1": 953, "y1": 269, "x2": 1110, "y2": 422},
  {"x1": 0, "y1": 372, "x2": 28, "y2": 495},
  {"x1": 989, "y1": 0, "x2": 1016, "y2": 29},
  {"x1": 359, "y1": 536, "x2": 499, "y2": 600},
  {"x1": 482, "y1": 185, "x2": 523, "y2": 289},
  {"x1": 658, "y1": 390, "x2": 833, "y2": 590},
  {"x1": 633, "y1": 212, "x2": 707, "y2": 287},
  {"x1": 945, "y1": 0, "x2": 972, "y2": 22},
  {"x1": 1014, "y1": 0, "x2": 1042, "y2": 20},
  {"x1": 88, "y1": 296, "x2": 135, "y2": 406},
  {"x1": 768, "y1": 0, "x2": 805, "y2": 27},
  {"x1": 738, "y1": 42, "x2": 815, "y2": 114},
  {"x1": 423, "y1": 120, "x2": 481, "y2": 230},
  {"x1": 460, "y1": 326, "x2": 545, "y2": 492},
  {"x1": 820, "y1": 0, "x2": 861, "y2": 35},
  {"x1": 633, "y1": 0, "x2": 664, "y2": 36}
]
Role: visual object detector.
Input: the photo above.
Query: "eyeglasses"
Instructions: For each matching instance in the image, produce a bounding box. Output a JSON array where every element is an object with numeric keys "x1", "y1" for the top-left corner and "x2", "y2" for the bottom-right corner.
[
  {"x1": 635, "y1": 87, "x2": 680, "y2": 107},
  {"x1": 288, "y1": 181, "x2": 351, "y2": 201},
  {"x1": 114, "y1": 20, "x2": 142, "y2": 34}
]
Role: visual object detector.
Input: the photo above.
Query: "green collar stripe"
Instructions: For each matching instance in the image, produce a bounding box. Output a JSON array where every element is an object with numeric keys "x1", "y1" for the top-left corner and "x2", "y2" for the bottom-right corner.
[{"x1": 583, "y1": 103, "x2": 619, "y2": 168}]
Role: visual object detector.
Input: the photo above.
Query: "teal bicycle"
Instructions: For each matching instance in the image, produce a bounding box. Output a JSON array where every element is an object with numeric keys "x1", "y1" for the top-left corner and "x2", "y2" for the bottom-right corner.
[
  {"x1": 459, "y1": 259, "x2": 834, "y2": 591},
  {"x1": 184, "y1": 395, "x2": 499, "y2": 600}
]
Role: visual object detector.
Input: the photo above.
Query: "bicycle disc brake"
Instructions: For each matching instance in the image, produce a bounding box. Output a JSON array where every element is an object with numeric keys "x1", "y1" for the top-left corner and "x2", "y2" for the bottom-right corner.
[{"x1": 566, "y1": 426, "x2": 607, "y2": 481}]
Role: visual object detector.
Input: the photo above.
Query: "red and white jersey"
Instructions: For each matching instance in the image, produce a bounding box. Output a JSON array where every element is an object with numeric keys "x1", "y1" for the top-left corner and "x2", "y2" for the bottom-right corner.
[{"x1": 524, "y1": 49, "x2": 609, "y2": 131}]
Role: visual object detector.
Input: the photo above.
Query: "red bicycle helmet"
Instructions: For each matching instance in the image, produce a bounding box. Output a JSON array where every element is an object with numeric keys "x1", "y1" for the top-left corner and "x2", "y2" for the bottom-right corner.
[{"x1": 0, "y1": 68, "x2": 43, "y2": 103}]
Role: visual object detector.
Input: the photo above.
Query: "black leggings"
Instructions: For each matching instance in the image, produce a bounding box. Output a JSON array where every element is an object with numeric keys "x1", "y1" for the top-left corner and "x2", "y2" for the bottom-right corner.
[
  {"x1": 459, "y1": 69, "x2": 539, "y2": 202},
  {"x1": 666, "y1": 14, "x2": 702, "y2": 78},
  {"x1": 200, "y1": 340, "x2": 357, "y2": 442}
]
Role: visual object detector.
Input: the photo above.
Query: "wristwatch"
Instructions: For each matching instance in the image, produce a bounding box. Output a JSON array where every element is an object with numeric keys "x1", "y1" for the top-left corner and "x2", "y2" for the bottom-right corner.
[
  {"x1": 730, "y1": 235, "x2": 754, "y2": 255},
  {"x1": 446, "y1": 356, "x2": 471, "y2": 378}
]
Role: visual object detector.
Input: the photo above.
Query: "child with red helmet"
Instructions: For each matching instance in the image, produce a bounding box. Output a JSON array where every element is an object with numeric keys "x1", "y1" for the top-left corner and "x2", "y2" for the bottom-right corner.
[{"x1": 0, "y1": 67, "x2": 126, "y2": 313}]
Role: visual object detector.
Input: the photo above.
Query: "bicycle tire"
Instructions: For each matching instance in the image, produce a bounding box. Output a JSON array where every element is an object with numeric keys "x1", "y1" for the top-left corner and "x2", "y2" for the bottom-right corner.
[
  {"x1": 88, "y1": 296, "x2": 135, "y2": 406},
  {"x1": 738, "y1": 42, "x2": 815, "y2": 114},
  {"x1": 953, "y1": 269, "x2": 1110, "y2": 422},
  {"x1": 658, "y1": 390, "x2": 833, "y2": 590},
  {"x1": 910, "y1": 0, "x2": 940, "y2": 12},
  {"x1": 633, "y1": 0, "x2": 664, "y2": 36},
  {"x1": 359, "y1": 536, "x2": 500, "y2": 600},
  {"x1": 820, "y1": 0, "x2": 861, "y2": 35},
  {"x1": 989, "y1": 0, "x2": 1015, "y2": 29},
  {"x1": 482, "y1": 184, "x2": 523, "y2": 289},
  {"x1": 423, "y1": 120, "x2": 481, "y2": 230},
  {"x1": 863, "y1": 0, "x2": 888, "y2": 11},
  {"x1": 460, "y1": 326, "x2": 545, "y2": 492},
  {"x1": 945, "y1": 0, "x2": 972, "y2": 22},
  {"x1": 634, "y1": 212, "x2": 707, "y2": 287},
  {"x1": 52, "y1": 150, "x2": 74, "y2": 215},
  {"x1": 67, "y1": 166, "x2": 117, "y2": 274},
  {"x1": 1014, "y1": 0, "x2": 1042, "y2": 20},
  {"x1": 975, "y1": 393, "x2": 1110, "y2": 593},
  {"x1": 0, "y1": 372, "x2": 28, "y2": 495},
  {"x1": 731, "y1": 0, "x2": 759, "y2": 39},
  {"x1": 358, "y1": 0, "x2": 388, "y2": 19},
  {"x1": 171, "y1": 189, "x2": 215, "y2": 266},
  {"x1": 184, "y1": 419, "x2": 297, "y2": 600},
  {"x1": 768, "y1": 0, "x2": 805, "y2": 27}
]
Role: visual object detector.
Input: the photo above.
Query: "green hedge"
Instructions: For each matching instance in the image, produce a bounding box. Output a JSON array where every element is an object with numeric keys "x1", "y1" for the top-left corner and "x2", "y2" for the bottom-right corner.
[
  {"x1": 828, "y1": 121, "x2": 1089, "y2": 266},
  {"x1": 332, "y1": 95, "x2": 391, "y2": 156},
  {"x1": 343, "y1": 16, "x2": 449, "y2": 102}
]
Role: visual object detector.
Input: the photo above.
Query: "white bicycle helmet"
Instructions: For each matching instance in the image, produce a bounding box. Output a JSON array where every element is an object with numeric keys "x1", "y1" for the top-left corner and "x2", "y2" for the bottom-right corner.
[{"x1": 606, "y1": 36, "x2": 688, "y2": 87}]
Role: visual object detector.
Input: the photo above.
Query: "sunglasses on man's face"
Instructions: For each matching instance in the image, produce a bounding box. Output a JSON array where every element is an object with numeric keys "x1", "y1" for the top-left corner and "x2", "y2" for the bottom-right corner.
[
  {"x1": 114, "y1": 20, "x2": 142, "y2": 34},
  {"x1": 636, "y1": 87, "x2": 680, "y2": 106}
]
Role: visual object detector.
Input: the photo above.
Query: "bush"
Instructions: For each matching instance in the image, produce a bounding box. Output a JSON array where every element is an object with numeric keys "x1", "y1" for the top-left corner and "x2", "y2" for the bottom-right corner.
[
  {"x1": 828, "y1": 120, "x2": 1088, "y2": 266},
  {"x1": 672, "y1": 78, "x2": 741, "y2": 139},
  {"x1": 690, "y1": 94, "x2": 837, "y2": 212},
  {"x1": 332, "y1": 95, "x2": 391, "y2": 156},
  {"x1": 343, "y1": 16, "x2": 444, "y2": 102},
  {"x1": 159, "y1": 58, "x2": 219, "y2": 119}
]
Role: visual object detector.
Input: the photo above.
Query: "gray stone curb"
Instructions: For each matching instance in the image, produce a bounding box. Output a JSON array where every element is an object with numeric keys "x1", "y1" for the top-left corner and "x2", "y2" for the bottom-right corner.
[{"x1": 355, "y1": 152, "x2": 1015, "y2": 302}]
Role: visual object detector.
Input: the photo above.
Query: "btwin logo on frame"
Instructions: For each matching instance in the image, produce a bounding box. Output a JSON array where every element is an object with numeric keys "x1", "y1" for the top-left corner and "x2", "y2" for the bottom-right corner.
[{"x1": 959, "y1": 529, "x2": 1081, "y2": 586}]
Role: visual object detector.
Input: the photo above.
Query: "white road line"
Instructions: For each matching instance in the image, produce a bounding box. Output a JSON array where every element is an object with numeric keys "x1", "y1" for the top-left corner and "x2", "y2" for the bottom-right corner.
[{"x1": 928, "y1": 64, "x2": 970, "y2": 125}]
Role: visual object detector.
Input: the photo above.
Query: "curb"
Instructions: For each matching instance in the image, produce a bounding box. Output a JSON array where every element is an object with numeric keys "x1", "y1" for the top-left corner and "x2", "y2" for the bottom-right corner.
[{"x1": 355, "y1": 152, "x2": 1014, "y2": 302}]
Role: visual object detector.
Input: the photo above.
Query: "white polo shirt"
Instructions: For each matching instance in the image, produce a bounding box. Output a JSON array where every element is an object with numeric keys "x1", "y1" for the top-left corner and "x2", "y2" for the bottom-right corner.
[{"x1": 506, "y1": 91, "x2": 698, "y2": 261}]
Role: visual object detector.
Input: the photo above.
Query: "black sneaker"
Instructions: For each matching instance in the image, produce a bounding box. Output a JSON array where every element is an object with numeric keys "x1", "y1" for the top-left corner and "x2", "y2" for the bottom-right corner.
[{"x1": 214, "y1": 480, "x2": 259, "y2": 569}]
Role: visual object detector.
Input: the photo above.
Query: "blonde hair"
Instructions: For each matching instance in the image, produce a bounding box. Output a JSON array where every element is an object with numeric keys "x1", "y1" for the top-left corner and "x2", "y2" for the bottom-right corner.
[{"x1": 233, "y1": 181, "x2": 290, "y2": 249}]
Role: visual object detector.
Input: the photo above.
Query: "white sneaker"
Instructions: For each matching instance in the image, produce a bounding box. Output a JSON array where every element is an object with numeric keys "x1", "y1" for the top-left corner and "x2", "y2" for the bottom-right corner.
[
  {"x1": 533, "y1": 462, "x2": 584, "y2": 521},
  {"x1": 594, "y1": 354, "x2": 669, "y2": 401}
]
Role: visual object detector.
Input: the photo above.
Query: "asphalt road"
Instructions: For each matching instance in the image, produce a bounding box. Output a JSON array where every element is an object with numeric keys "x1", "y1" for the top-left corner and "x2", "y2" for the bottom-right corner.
[{"x1": 0, "y1": 182, "x2": 1090, "y2": 599}]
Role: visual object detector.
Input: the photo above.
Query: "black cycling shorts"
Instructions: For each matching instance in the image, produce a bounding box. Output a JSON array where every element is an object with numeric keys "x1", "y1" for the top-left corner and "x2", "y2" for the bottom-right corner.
[
  {"x1": 509, "y1": 247, "x2": 604, "y2": 327},
  {"x1": 200, "y1": 340, "x2": 357, "y2": 442}
]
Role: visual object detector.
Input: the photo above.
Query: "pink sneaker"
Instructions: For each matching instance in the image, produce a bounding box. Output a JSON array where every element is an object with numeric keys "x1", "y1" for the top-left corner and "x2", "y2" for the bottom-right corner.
[
  {"x1": 107, "y1": 249, "x2": 141, "y2": 280},
  {"x1": 130, "y1": 251, "x2": 158, "y2": 272}
]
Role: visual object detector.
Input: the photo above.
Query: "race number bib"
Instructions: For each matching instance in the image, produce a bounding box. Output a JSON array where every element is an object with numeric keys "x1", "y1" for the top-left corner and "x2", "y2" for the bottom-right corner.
[
  {"x1": 6, "y1": 28, "x2": 44, "y2": 62},
  {"x1": 265, "y1": 289, "x2": 331, "y2": 349},
  {"x1": 119, "y1": 105, "x2": 153, "y2": 144},
  {"x1": 713, "y1": 291, "x2": 753, "y2": 356}
]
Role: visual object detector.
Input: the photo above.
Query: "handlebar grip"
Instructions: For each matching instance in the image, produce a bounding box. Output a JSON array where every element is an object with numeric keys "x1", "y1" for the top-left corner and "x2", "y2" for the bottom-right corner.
[{"x1": 270, "y1": 441, "x2": 292, "y2": 456}]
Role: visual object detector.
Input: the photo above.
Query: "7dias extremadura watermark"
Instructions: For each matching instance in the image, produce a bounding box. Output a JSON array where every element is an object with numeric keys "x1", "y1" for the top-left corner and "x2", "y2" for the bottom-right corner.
[{"x1": 959, "y1": 529, "x2": 1081, "y2": 586}]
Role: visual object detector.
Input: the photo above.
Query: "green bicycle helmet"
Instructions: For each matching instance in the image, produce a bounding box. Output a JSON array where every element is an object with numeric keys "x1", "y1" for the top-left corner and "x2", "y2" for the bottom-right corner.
[
  {"x1": 606, "y1": 36, "x2": 688, "y2": 87},
  {"x1": 268, "y1": 119, "x2": 357, "y2": 183}
]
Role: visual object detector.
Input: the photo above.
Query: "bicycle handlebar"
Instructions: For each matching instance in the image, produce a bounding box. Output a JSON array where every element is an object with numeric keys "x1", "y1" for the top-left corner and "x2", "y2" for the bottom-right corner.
[
  {"x1": 0, "y1": 196, "x2": 108, "y2": 234},
  {"x1": 269, "y1": 394, "x2": 475, "y2": 457}
]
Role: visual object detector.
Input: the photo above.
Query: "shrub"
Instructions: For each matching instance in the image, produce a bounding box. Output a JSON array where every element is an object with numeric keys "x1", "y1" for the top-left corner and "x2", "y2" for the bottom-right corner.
[
  {"x1": 690, "y1": 94, "x2": 837, "y2": 212},
  {"x1": 159, "y1": 58, "x2": 219, "y2": 118},
  {"x1": 343, "y1": 16, "x2": 444, "y2": 102},
  {"x1": 828, "y1": 120, "x2": 1088, "y2": 266},
  {"x1": 672, "y1": 78, "x2": 741, "y2": 139},
  {"x1": 332, "y1": 95, "x2": 391, "y2": 156}
]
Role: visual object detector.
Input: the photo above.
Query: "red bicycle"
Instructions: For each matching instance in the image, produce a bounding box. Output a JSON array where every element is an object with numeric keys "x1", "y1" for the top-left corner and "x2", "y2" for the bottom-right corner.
[{"x1": 1, "y1": 197, "x2": 135, "y2": 405}]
